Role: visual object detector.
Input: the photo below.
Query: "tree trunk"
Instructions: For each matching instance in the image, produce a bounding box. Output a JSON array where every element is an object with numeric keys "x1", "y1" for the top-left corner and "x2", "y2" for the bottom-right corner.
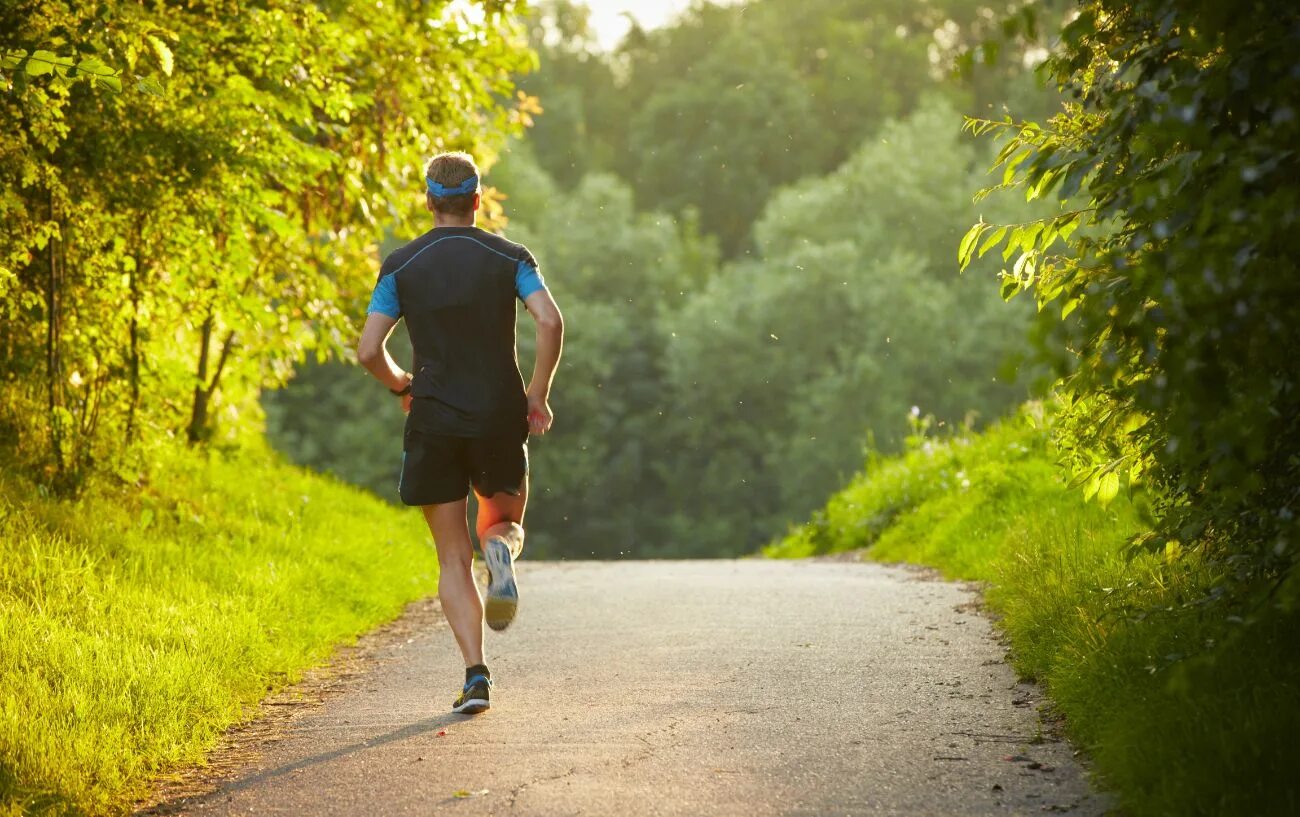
[
  {"x1": 125, "y1": 249, "x2": 143, "y2": 443},
  {"x1": 187, "y1": 312, "x2": 214, "y2": 443},
  {"x1": 208, "y1": 330, "x2": 236, "y2": 402},
  {"x1": 46, "y1": 191, "x2": 64, "y2": 472},
  {"x1": 187, "y1": 311, "x2": 238, "y2": 445}
]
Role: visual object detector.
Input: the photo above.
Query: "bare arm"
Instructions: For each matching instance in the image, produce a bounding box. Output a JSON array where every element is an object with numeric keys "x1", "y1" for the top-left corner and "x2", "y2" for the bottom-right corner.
[
  {"x1": 523, "y1": 289, "x2": 564, "y2": 435},
  {"x1": 357, "y1": 312, "x2": 412, "y2": 410}
]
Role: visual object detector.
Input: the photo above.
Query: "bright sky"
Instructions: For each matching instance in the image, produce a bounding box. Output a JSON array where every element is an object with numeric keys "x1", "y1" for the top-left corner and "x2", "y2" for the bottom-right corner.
[{"x1": 578, "y1": 0, "x2": 707, "y2": 49}]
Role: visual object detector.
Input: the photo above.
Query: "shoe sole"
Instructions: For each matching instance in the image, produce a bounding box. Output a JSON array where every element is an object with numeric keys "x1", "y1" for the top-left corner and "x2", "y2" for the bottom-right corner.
[
  {"x1": 484, "y1": 538, "x2": 518, "y2": 632},
  {"x1": 453, "y1": 698, "x2": 490, "y2": 715}
]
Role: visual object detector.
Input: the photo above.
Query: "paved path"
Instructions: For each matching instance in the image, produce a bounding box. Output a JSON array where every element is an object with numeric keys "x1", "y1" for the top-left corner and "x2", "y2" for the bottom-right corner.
[{"x1": 156, "y1": 560, "x2": 1104, "y2": 816}]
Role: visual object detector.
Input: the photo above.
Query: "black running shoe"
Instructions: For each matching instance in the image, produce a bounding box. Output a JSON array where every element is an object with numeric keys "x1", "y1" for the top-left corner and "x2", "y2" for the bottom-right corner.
[
  {"x1": 483, "y1": 536, "x2": 519, "y2": 632},
  {"x1": 452, "y1": 672, "x2": 491, "y2": 714}
]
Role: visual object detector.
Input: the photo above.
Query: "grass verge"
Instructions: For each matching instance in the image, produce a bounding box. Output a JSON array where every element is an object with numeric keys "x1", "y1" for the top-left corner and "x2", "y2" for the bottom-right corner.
[
  {"x1": 767, "y1": 409, "x2": 1299, "y2": 816},
  {"x1": 0, "y1": 442, "x2": 436, "y2": 816}
]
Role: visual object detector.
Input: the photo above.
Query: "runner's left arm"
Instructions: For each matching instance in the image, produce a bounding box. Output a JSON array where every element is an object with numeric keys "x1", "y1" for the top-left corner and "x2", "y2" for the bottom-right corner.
[{"x1": 523, "y1": 289, "x2": 563, "y2": 435}]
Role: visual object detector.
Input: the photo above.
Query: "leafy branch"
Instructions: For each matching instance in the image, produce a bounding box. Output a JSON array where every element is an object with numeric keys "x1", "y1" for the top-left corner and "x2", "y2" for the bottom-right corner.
[{"x1": 2, "y1": 49, "x2": 123, "y2": 91}]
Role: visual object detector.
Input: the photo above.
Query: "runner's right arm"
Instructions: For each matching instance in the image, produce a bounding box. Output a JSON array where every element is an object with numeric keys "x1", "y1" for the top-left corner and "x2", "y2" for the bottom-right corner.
[{"x1": 358, "y1": 271, "x2": 413, "y2": 412}]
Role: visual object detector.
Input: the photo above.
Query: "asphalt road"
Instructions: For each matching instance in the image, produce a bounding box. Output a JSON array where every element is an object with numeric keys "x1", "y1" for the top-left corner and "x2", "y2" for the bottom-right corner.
[{"x1": 155, "y1": 560, "x2": 1105, "y2": 816}]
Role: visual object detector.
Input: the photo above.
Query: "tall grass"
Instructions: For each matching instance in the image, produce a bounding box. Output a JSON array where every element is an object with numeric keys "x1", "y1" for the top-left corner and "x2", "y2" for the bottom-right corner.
[
  {"x1": 768, "y1": 410, "x2": 1300, "y2": 816},
  {"x1": 0, "y1": 442, "x2": 436, "y2": 816}
]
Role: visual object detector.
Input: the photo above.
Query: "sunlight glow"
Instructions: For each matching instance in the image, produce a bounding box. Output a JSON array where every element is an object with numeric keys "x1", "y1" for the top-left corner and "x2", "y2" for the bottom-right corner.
[{"x1": 579, "y1": 0, "x2": 744, "y2": 49}]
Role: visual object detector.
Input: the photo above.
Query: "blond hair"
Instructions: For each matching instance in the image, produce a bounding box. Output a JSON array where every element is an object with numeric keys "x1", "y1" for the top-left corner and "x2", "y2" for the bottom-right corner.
[{"x1": 424, "y1": 151, "x2": 480, "y2": 217}]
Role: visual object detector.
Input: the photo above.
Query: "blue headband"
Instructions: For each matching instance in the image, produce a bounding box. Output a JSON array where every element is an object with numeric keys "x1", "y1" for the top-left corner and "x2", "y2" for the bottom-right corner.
[{"x1": 426, "y1": 175, "x2": 479, "y2": 198}]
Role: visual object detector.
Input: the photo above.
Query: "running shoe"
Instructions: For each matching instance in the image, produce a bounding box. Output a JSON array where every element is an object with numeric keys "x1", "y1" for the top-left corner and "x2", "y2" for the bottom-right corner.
[
  {"x1": 452, "y1": 672, "x2": 492, "y2": 714},
  {"x1": 483, "y1": 535, "x2": 519, "y2": 631}
]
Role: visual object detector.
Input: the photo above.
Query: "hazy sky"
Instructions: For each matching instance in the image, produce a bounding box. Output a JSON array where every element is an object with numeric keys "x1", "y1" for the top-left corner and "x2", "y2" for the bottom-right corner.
[{"x1": 578, "y1": 0, "x2": 705, "y2": 49}]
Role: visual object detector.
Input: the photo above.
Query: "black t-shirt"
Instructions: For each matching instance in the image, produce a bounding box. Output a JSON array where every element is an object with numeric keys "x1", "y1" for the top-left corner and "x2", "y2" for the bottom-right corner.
[{"x1": 367, "y1": 226, "x2": 547, "y2": 437}]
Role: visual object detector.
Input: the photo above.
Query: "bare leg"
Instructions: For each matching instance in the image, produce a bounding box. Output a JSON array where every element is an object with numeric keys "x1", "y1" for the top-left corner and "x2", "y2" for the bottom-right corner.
[
  {"x1": 421, "y1": 499, "x2": 484, "y2": 668},
  {"x1": 476, "y1": 475, "x2": 528, "y2": 557}
]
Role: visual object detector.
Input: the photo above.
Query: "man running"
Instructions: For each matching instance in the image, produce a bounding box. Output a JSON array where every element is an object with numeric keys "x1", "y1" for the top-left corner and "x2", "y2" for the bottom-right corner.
[{"x1": 357, "y1": 151, "x2": 564, "y2": 715}]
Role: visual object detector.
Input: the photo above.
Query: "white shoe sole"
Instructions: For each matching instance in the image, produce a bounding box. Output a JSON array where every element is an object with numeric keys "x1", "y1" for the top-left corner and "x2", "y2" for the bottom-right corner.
[
  {"x1": 484, "y1": 538, "x2": 518, "y2": 631},
  {"x1": 453, "y1": 697, "x2": 490, "y2": 714}
]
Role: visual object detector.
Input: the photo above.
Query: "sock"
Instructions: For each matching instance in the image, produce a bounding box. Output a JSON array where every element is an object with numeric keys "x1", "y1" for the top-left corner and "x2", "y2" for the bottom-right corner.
[{"x1": 466, "y1": 664, "x2": 490, "y2": 683}]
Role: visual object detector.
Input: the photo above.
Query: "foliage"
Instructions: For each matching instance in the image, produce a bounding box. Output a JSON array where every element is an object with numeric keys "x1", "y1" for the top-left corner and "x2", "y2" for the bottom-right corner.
[
  {"x1": 959, "y1": 0, "x2": 1300, "y2": 586},
  {"x1": 0, "y1": 441, "x2": 436, "y2": 814},
  {"x1": 262, "y1": 354, "x2": 411, "y2": 500},
  {"x1": 768, "y1": 408, "x2": 1300, "y2": 815},
  {"x1": 0, "y1": 1, "x2": 535, "y2": 490},
  {"x1": 521, "y1": 0, "x2": 1065, "y2": 254},
  {"x1": 657, "y1": 96, "x2": 1038, "y2": 551},
  {"x1": 1, "y1": 47, "x2": 125, "y2": 93}
]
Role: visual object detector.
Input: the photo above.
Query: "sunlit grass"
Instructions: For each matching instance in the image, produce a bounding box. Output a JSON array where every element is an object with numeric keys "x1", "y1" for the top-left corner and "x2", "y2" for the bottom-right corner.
[
  {"x1": 768, "y1": 413, "x2": 1300, "y2": 816},
  {"x1": 0, "y1": 442, "x2": 437, "y2": 815}
]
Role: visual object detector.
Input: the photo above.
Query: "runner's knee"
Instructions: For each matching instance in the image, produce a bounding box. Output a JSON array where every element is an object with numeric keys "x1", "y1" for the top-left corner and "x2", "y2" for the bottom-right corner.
[{"x1": 434, "y1": 541, "x2": 475, "y2": 571}]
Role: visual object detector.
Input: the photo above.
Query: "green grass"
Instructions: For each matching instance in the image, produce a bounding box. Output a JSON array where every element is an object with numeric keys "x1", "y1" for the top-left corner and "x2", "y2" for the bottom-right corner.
[
  {"x1": 0, "y1": 442, "x2": 437, "y2": 816},
  {"x1": 767, "y1": 410, "x2": 1300, "y2": 816}
]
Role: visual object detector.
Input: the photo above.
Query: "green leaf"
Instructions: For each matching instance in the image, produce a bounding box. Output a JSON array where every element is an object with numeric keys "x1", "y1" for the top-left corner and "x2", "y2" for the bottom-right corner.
[
  {"x1": 1000, "y1": 274, "x2": 1020, "y2": 301},
  {"x1": 1026, "y1": 168, "x2": 1060, "y2": 201},
  {"x1": 93, "y1": 73, "x2": 122, "y2": 93},
  {"x1": 1083, "y1": 472, "x2": 1101, "y2": 502},
  {"x1": 1003, "y1": 226, "x2": 1022, "y2": 262},
  {"x1": 76, "y1": 56, "x2": 116, "y2": 78},
  {"x1": 147, "y1": 35, "x2": 174, "y2": 76},
  {"x1": 1122, "y1": 413, "x2": 1149, "y2": 435},
  {"x1": 1003, "y1": 149, "x2": 1032, "y2": 186},
  {"x1": 1058, "y1": 161, "x2": 1089, "y2": 201},
  {"x1": 26, "y1": 50, "x2": 58, "y2": 76},
  {"x1": 137, "y1": 76, "x2": 166, "y2": 96},
  {"x1": 958, "y1": 222, "x2": 985, "y2": 270},
  {"x1": 1013, "y1": 250, "x2": 1030, "y2": 281},
  {"x1": 1020, "y1": 251, "x2": 1038, "y2": 285},
  {"x1": 1020, "y1": 222, "x2": 1044, "y2": 253},
  {"x1": 978, "y1": 226, "x2": 1008, "y2": 258},
  {"x1": 1096, "y1": 471, "x2": 1120, "y2": 505},
  {"x1": 994, "y1": 138, "x2": 1021, "y2": 168},
  {"x1": 1040, "y1": 220, "x2": 1060, "y2": 251}
]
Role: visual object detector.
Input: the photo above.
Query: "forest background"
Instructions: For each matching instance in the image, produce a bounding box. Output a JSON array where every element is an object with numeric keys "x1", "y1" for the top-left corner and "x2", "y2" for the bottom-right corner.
[
  {"x1": 266, "y1": 0, "x2": 1059, "y2": 559},
  {"x1": 4, "y1": 0, "x2": 1297, "y2": 813}
]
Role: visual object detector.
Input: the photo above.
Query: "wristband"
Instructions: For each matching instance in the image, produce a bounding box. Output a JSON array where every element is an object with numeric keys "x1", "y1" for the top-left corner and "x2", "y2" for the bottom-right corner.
[{"x1": 390, "y1": 377, "x2": 412, "y2": 397}]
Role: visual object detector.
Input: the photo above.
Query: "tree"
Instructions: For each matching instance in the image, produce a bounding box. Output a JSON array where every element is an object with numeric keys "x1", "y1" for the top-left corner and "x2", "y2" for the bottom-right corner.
[
  {"x1": 518, "y1": 0, "x2": 1063, "y2": 256},
  {"x1": 964, "y1": 0, "x2": 1300, "y2": 585},
  {"x1": 0, "y1": 1, "x2": 535, "y2": 489},
  {"x1": 659, "y1": 96, "x2": 1038, "y2": 553}
]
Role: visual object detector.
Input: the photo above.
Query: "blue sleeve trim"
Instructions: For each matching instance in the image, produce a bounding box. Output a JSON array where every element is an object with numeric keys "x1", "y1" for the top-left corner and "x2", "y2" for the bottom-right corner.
[
  {"x1": 516, "y1": 260, "x2": 546, "y2": 301},
  {"x1": 367, "y1": 273, "x2": 401, "y2": 319}
]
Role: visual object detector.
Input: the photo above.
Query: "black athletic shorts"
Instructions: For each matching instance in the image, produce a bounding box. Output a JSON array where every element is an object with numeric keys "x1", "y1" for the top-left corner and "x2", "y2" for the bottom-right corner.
[{"x1": 399, "y1": 424, "x2": 528, "y2": 506}]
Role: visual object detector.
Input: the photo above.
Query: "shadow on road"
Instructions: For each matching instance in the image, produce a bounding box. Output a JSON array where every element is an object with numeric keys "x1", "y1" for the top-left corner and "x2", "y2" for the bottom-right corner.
[{"x1": 144, "y1": 712, "x2": 467, "y2": 814}]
